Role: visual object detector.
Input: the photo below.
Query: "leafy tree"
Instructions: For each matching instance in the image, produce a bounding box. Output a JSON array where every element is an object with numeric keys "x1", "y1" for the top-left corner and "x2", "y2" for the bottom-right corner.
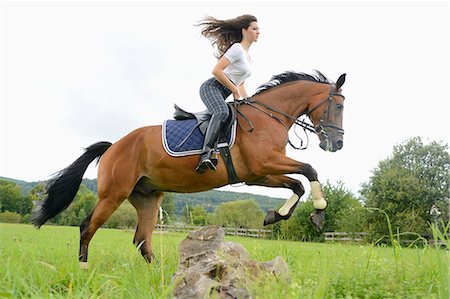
[
  {"x1": 0, "y1": 180, "x2": 32, "y2": 215},
  {"x1": 361, "y1": 137, "x2": 449, "y2": 239},
  {"x1": 161, "y1": 193, "x2": 175, "y2": 223},
  {"x1": 0, "y1": 180, "x2": 22, "y2": 212},
  {"x1": 55, "y1": 185, "x2": 97, "y2": 226},
  {"x1": 212, "y1": 199, "x2": 264, "y2": 228},
  {"x1": 335, "y1": 202, "x2": 367, "y2": 234},
  {"x1": 28, "y1": 183, "x2": 46, "y2": 202},
  {"x1": 106, "y1": 202, "x2": 137, "y2": 229},
  {"x1": 190, "y1": 205, "x2": 208, "y2": 226}
]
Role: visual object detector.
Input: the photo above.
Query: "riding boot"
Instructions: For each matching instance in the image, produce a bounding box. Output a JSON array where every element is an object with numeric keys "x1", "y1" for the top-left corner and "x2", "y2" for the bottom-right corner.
[{"x1": 195, "y1": 115, "x2": 225, "y2": 173}]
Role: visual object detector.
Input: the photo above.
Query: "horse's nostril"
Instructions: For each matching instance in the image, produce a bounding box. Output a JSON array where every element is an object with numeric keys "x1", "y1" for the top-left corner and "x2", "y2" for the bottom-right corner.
[{"x1": 336, "y1": 140, "x2": 343, "y2": 150}]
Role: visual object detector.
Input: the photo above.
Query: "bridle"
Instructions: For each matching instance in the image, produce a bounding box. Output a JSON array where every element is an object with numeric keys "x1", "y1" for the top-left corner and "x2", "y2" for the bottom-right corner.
[
  {"x1": 306, "y1": 84, "x2": 345, "y2": 137},
  {"x1": 235, "y1": 83, "x2": 345, "y2": 150}
]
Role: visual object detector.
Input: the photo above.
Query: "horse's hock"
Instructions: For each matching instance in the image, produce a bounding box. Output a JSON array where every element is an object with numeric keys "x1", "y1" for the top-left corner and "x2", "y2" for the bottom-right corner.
[{"x1": 172, "y1": 226, "x2": 291, "y2": 299}]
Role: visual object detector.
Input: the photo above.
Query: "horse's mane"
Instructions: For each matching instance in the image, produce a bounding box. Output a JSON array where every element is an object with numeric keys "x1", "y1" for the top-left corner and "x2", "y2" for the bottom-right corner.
[{"x1": 254, "y1": 70, "x2": 331, "y2": 95}]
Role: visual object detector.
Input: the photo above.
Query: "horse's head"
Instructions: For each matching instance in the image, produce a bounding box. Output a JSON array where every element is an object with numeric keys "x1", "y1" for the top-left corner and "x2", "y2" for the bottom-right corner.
[{"x1": 307, "y1": 73, "x2": 346, "y2": 152}]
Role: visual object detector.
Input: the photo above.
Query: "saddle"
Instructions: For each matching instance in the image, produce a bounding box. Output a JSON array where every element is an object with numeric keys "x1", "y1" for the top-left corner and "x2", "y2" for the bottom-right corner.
[
  {"x1": 169, "y1": 102, "x2": 240, "y2": 184},
  {"x1": 173, "y1": 102, "x2": 237, "y2": 136}
]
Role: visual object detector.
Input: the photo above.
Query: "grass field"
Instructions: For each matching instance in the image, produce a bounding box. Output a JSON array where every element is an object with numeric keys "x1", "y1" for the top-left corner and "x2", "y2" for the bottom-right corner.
[{"x1": 0, "y1": 223, "x2": 448, "y2": 298}]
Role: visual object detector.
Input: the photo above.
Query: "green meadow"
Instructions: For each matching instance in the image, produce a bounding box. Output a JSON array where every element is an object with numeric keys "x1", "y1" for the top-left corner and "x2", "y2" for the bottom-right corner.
[{"x1": 0, "y1": 223, "x2": 448, "y2": 298}]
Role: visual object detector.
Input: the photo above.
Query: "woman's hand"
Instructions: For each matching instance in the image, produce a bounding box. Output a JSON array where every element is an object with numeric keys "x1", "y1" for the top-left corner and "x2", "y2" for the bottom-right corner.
[{"x1": 232, "y1": 89, "x2": 241, "y2": 100}]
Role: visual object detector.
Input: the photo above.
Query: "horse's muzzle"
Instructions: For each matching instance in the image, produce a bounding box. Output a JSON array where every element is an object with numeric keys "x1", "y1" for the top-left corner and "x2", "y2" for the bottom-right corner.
[{"x1": 319, "y1": 136, "x2": 344, "y2": 152}]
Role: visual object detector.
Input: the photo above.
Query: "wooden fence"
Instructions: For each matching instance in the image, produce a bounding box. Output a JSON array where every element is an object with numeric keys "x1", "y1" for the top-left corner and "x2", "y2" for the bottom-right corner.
[
  {"x1": 324, "y1": 231, "x2": 448, "y2": 247},
  {"x1": 324, "y1": 232, "x2": 368, "y2": 242},
  {"x1": 155, "y1": 226, "x2": 448, "y2": 246},
  {"x1": 156, "y1": 224, "x2": 272, "y2": 239}
]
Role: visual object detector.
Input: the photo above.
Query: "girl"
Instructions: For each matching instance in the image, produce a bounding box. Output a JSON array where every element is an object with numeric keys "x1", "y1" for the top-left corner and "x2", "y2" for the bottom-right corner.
[{"x1": 195, "y1": 14, "x2": 259, "y2": 173}]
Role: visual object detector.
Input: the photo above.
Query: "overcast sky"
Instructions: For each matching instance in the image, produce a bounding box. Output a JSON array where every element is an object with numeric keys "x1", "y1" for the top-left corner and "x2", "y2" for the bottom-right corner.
[{"x1": 1, "y1": 1, "x2": 448, "y2": 199}]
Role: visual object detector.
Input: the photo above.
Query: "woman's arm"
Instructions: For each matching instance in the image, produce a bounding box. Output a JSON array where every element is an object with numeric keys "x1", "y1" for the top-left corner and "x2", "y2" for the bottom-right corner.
[{"x1": 212, "y1": 57, "x2": 240, "y2": 99}]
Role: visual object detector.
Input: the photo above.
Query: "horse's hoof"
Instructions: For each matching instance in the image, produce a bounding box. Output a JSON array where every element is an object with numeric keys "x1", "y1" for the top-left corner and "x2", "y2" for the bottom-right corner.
[
  {"x1": 143, "y1": 253, "x2": 155, "y2": 264},
  {"x1": 79, "y1": 262, "x2": 89, "y2": 270},
  {"x1": 264, "y1": 209, "x2": 282, "y2": 226},
  {"x1": 309, "y1": 209, "x2": 325, "y2": 231}
]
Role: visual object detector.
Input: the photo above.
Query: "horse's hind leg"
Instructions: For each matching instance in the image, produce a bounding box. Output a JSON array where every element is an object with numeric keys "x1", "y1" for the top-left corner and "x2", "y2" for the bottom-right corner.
[
  {"x1": 79, "y1": 194, "x2": 126, "y2": 269},
  {"x1": 128, "y1": 191, "x2": 164, "y2": 263}
]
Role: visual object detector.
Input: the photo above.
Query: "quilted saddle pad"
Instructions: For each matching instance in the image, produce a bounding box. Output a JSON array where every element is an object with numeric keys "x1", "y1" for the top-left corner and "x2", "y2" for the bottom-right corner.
[{"x1": 162, "y1": 119, "x2": 237, "y2": 157}]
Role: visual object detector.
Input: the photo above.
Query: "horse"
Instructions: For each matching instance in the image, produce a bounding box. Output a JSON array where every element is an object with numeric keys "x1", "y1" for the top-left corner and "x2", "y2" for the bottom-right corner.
[{"x1": 31, "y1": 70, "x2": 346, "y2": 269}]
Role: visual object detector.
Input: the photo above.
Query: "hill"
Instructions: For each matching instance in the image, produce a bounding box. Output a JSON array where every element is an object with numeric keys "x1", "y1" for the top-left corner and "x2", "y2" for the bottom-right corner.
[{"x1": 0, "y1": 177, "x2": 285, "y2": 214}]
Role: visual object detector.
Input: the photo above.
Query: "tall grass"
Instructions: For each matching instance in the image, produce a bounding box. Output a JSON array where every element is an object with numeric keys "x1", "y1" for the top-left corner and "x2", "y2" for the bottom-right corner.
[{"x1": 0, "y1": 223, "x2": 448, "y2": 298}]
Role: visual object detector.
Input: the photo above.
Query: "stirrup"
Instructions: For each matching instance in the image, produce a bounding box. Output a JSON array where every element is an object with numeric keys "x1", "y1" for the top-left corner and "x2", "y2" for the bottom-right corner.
[
  {"x1": 195, "y1": 151, "x2": 217, "y2": 173},
  {"x1": 210, "y1": 151, "x2": 218, "y2": 167}
]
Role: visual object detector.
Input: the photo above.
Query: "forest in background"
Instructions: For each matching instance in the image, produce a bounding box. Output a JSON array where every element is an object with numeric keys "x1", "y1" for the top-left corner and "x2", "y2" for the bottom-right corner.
[
  {"x1": 0, "y1": 176, "x2": 284, "y2": 217},
  {"x1": 1, "y1": 137, "x2": 449, "y2": 243}
]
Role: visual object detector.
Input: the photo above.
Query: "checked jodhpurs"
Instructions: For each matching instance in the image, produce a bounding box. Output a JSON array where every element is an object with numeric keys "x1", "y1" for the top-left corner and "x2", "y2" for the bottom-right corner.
[{"x1": 199, "y1": 77, "x2": 232, "y2": 122}]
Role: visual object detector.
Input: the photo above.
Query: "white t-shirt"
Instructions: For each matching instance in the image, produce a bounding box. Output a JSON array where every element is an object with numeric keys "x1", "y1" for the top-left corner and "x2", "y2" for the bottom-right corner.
[{"x1": 223, "y1": 43, "x2": 252, "y2": 87}]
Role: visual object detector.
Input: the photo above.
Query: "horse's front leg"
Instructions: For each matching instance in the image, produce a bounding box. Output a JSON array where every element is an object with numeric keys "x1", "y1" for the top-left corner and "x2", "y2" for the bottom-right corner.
[
  {"x1": 293, "y1": 161, "x2": 328, "y2": 231},
  {"x1": 246, "y1": 175, "x2": 305, "y2": 225}
]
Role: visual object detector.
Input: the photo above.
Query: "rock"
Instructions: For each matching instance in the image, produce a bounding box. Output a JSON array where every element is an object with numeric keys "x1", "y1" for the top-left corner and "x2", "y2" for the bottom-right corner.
[{"x1": 172, "y1": 226, "x2": 291, "y2": 299}]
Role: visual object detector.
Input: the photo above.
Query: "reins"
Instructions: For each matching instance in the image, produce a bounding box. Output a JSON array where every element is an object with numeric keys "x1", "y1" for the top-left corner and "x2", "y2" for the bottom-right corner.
[{"x1": 234, "y1": 84, "x2": 345, "y2": 150}]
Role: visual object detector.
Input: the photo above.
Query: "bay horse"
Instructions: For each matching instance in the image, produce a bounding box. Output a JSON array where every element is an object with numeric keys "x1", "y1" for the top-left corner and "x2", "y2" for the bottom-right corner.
[{"x1": 31, "y1": 70, "x2": 346, "y2": 269}]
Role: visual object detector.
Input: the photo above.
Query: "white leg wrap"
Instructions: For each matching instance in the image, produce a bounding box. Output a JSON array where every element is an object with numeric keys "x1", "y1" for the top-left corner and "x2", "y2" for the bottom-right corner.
[
  {"x1": 311, "y1": 181, "x2": 327, "y2": 210},
  {"x1": 79, "y1": 262, "x2": 89, "y2": 270},
  {"x1": 278, "y1": 194, "x2": 299, "y2": 216}
]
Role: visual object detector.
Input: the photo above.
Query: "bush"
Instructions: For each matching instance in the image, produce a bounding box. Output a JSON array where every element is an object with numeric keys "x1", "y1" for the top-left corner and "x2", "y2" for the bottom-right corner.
[
  {"x1": 212, "y1": 199, "x2": 264, "y2": 228},
  {"x1": 105, "y1": 202, "x2": 137, "y2": 229},
  {"x1": 0, "y1": 211, "x2": 22, "y2": 223}
]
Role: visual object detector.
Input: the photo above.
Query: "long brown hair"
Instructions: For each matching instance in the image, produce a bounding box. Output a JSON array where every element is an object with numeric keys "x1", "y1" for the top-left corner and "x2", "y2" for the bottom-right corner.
[{"x1": 197, "y1": 14, "x2": 258, "y2": 58}]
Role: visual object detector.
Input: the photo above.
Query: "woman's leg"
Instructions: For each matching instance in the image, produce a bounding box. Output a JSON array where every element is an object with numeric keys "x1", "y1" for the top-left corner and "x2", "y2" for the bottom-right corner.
[
  {"x1": 199, "y1": 77, "x2": 231, "y2": 122},
  {"x1": 196, "y1": 78, "x2": 231, "y2": 173}
]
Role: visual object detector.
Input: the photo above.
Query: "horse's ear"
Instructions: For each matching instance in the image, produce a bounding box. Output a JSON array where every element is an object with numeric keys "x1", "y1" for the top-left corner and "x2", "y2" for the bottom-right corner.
[{"x1": 336, "y1": 73, "x2": 346, "y2": 89}]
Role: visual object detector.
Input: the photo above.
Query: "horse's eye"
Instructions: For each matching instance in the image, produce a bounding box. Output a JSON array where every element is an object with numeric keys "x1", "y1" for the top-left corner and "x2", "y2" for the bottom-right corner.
[{"x1": 335, "y1": 104, "x2": 343, "y2": 110}]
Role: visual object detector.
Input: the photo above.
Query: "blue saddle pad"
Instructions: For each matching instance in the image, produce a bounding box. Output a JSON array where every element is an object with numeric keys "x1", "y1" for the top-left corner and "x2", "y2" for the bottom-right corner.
[{"x1": 162, "y1": 119, "x2": 237, "y2": 157}]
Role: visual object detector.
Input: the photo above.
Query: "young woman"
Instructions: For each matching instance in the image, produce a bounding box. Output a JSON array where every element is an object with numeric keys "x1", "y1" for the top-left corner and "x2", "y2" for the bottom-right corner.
[{"x1": 195, "y1": 14, "x2": 259, "y2": 173}]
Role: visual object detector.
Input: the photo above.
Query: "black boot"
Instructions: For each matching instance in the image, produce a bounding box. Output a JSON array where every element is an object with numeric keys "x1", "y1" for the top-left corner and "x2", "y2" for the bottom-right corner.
[{"x1": 195, "y1": 115, "x2": 224, "y2": 173}]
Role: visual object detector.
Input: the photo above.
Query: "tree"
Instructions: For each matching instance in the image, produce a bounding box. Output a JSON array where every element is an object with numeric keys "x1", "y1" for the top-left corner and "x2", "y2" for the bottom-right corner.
[
  {"x1": 361, "y1": 137, "x2": 449, "y2": 238},
  {"x1": 106, "y1": 202, "x2": 137, "y2": 229},
  {"x1": 212, "y1": 199, "x2": 264, "y2": 228},
  {"x1": 28, "y1": 183, "x2": 46, "y2": 202},
  {"x1": 161, "y1": 193, "x2": 175, "y2": 223},
  {"x1": 0, "y1": 180, "x2": 32, "y2": 215},
  {"x1": 191, "y1": 205, "x2": 208, "y2": 226}
]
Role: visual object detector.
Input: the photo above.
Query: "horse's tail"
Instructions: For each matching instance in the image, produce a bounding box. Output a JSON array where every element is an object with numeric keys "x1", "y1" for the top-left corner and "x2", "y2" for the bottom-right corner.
[{"x1": 31, "y1": 141, "x2": 112, "y2": 228}]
